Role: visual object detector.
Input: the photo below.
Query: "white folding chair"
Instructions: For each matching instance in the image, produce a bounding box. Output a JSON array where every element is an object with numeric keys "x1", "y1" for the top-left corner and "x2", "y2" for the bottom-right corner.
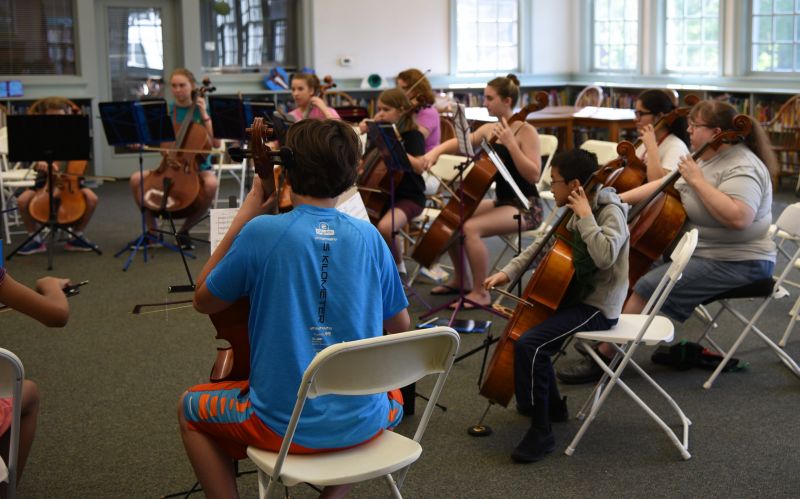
[
  {"x1": 246, "y1": 327, "x2": 460, "y2": 499},
  {"x1": 212, "y1": 140, "x2": 247, "y2": 208},
  {"x1": 0, "y1": 348, "x2": 25, "y2": 498},
  {"x1": 0, "y1": 127, "x2": 36, "y2": 243},
  {"x1": 566, "y1": 229, "x2": 698, "y2": 461},
  {"x1": 696, "y1": 203, "x2": 800, "y2": 389},
  {"x1": 579, "y1": 139, "x2": 619, "y2": 166},
  {"x1": 536, "y1": 134, "x2": 559, "y2": 217}
]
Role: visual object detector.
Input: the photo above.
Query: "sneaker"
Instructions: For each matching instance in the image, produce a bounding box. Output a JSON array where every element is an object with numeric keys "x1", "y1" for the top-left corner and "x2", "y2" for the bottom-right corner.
[
  {"x1": 17, "y1": 239, "x2": 46, "y2": 256},
  {"x1": 556, "y1": 356, "x2": 605, "y2": 385},
  {"x1": 176, "y1": 233, "x2": 196, "y2": 251},
  {"x1": 65, "y1": 237, "x2": 98, "y2": 252},
  {"x1": 511, "y1": 423, "x2": 555, "y2": 463}
]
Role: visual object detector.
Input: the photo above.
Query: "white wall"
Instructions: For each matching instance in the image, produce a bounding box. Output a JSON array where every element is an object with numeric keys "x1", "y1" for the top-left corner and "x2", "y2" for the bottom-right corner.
[
  {"x1": 530, "y1": 0, "x2": 577, "y2": 74},
  {"x1": 310, "y1": 0, "x2": 451, "y2": 78},
  {"x1": 310, "y1": 0, "x2": 575, "y2": 79}
]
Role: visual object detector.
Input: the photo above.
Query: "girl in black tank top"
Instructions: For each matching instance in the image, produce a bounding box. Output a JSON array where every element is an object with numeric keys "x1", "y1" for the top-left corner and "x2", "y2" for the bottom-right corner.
[
  {"x1": 366, "y1": 89, "x2": 428, "y2": 278},
  {"x1": 421, "y1": 75, "x2": 543, "y2": 308}
]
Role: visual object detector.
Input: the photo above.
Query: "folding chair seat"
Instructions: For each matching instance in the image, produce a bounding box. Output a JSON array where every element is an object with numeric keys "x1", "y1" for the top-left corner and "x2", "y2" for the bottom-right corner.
[
  {"x1": 246, "y1": 327, "x2": 459, "y2": 499},
  {"x1": 696, "y1": 203, "x2": 800, "y2": 390},
  {"x1": 565, "y1": 229, "x2": 698, "y2": 461},
  {"x1": 0, "y1": 348, "x2": 25, "y2": 498},
  {"x1": 579, "y1": 139, "x2": 619, "y2": 166}
]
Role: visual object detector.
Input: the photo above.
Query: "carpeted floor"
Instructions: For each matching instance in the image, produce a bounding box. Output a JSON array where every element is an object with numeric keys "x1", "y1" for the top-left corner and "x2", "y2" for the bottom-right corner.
[{"x1": 1, "y1": 179, "x2": 799, "y2": 498}]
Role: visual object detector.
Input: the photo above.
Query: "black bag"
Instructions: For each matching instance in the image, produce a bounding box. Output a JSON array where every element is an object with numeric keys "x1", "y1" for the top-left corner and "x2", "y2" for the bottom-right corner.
[{"x1": 651, "y1": 340, "x2": 747, "y2": 372}]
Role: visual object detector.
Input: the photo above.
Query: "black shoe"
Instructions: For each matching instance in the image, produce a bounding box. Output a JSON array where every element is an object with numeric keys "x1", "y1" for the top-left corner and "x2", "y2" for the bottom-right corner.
[
  {"x1": 556, "y1": 357, "x2": 605, "y2": 385},
  {"x1": 176, "y1": 232, "x2": 195, "y2": 251},
  {"x1": 516, "y1": 397, "x2": 568, "y2": 423},
  {"x1": 511, "y1": 423, "x2": 555, "y2": 463}
]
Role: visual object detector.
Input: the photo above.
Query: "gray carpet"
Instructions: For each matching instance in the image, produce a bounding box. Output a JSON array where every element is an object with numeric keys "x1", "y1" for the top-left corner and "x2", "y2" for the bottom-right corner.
[{"x1": 1, "y1": 179, "x2": 799, "y2": 498}]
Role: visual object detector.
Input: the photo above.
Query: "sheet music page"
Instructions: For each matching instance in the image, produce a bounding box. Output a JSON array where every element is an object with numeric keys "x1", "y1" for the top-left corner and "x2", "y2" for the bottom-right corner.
[
  {"x1": 453, "y1": 103, "x2": 474, "y2": 157},
  {"x1": 480, "y1": 140, "x2": 530, "y2": 210},
  {"x1": 335, "y1": 185, "x2": 370, "y2": 221},
  {"x1": 209, "y1": 208, "x2": 239, "y2": 254}
]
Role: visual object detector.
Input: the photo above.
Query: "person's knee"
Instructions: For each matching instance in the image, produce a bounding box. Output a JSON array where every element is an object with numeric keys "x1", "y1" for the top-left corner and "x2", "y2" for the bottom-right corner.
[
  {"x1": 83, "y1": 189, "x2": 98, "y2": 206},
  {"x1": 17, "y1": 190, "x2": 33, "y2": 208},
  {"x1": 21, "y1": 380, "x2": 40, "y2": 414}
]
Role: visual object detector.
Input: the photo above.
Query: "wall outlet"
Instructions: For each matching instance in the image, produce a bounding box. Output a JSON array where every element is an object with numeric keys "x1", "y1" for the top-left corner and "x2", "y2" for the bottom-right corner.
[{"x1": 338, "y1": 56, "x2": 352, "y2": 67}]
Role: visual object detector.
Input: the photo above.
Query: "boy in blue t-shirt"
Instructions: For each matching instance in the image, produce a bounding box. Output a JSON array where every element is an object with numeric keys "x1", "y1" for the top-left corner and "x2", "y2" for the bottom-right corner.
[{"x1": 179, "y1": 119, "x2": 411, "y2": 498}]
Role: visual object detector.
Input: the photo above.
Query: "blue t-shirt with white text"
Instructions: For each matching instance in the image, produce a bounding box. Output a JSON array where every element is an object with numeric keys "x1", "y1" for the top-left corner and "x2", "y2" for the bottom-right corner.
[{"x1": 205, "y1": 204, "x2": 408, "y2": 449}]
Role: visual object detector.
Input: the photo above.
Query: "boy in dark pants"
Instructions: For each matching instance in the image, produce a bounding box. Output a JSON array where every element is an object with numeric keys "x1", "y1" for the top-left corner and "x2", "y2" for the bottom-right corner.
[{"x1": 484, "y1": 149, "x2": 630, "y2": 463}]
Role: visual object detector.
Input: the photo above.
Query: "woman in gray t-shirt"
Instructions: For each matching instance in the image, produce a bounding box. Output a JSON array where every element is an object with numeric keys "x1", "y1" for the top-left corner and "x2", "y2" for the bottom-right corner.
[
  {"x1": 557, "y1": 100, "x2": 778, "y2": 385},
  {"x1": 624, "y1": 99, "x2": 777, "y2": 322}
]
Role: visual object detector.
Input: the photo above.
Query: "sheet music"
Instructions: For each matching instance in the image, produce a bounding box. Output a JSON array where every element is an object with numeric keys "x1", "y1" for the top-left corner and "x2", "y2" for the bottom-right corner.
[
  {"x1": 453, "y1": 103, "x2": 474, "y2": 157},
  {"x1": 480, "y1": 140, "x2": 530, "y2": 210},
  {"x1": 209, "y1": 208, "x2": 238, "y2": 254},
  {"x1": 209, "y1": 188, "x2": 369, "y2": 254},
  {"x1": 335, "y1": 185, "x2": 369, "y2": 221}
]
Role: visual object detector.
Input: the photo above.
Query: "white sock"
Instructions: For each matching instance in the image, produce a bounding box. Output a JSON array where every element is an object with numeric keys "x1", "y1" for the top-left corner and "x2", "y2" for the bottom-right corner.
[{"x1": 397, "y1": 261, "x2": 407, "y2": 274}]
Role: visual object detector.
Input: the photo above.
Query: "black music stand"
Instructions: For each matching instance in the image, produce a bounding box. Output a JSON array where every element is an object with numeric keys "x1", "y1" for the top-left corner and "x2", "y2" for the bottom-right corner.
[
  {"x1": 209, "y1": 96, "x2": 278, "y2": 202},
  {"x1": 366, "y1": 121, "x2": 430, "y2": 310},
  {"x1": 5, "y1": 115, "x2": 99, "y2": 270},
  {"x1": 101, "y1": 100, "x2": 189, "y2": 271}
]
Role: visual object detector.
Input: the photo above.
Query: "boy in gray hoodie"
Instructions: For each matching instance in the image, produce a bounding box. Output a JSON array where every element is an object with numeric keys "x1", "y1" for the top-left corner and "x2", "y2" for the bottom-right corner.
[{"x1": 484, "y1": 148, "x2": 630, "y2": 463}]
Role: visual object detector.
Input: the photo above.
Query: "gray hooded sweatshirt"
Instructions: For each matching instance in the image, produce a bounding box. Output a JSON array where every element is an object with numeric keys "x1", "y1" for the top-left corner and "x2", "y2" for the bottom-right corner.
[{"x1": 500, "y1": 186, "x2": 630, "y2": 320}]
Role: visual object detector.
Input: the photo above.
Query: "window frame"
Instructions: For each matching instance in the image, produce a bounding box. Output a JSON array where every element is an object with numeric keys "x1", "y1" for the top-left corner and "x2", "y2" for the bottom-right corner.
[
  {"x1": 659, "y1": 0, "x2": 725, "y2": 76},
  {"x1": 747, "y1": 0, "x2": 800, "y2": 75},
  {"x1": 587, "y1": 0, "x2": 643, "y2": 74},
  {"x1": 450, "y1": 0, "x2": 528, "y2": 75}
]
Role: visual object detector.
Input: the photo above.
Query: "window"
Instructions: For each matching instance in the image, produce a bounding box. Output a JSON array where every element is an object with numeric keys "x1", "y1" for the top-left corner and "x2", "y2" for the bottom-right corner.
[
  {"x1": 0, "y1": 0, "x2": 76, "y2": 75},
  {"x1": 664, "y1": 0, "x2": 720, "y2": 74},
  {"x1": 126, "y1": 9, "x2": 163, "y2": 70},
  {"x1": 592, "y1": 0, "x2": 639, "y2": 71},
  {"x1": 200, "y1": 0, "x2": 298, "y2": 71},
  {"x1": 455, "y1": 0, "x2": 519, "y2": 73},
  {"x1": 751, "y1": 0, "x2": 800, "y2": 72}
]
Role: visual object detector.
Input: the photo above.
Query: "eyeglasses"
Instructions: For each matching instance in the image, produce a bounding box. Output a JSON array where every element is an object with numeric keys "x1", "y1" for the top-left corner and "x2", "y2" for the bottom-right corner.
[
  {"x1": 634, "y1": 110, "x2": 653, "y2": 118},
  {"x1": 688, "y1": 122, "x2": 714, "y2": 130}
]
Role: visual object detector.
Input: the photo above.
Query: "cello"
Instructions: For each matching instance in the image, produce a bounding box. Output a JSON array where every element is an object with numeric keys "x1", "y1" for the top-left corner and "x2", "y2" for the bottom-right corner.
[
  {"x1": 28, "y1": 161, "x2": 88, "y2": 225},
  {"x1": 208, "y1": 117, "x2": 282, "y2": 381},
  {"x1": 411, "y1": 91, "x2": 550, "y2": 268},
  {"x1": 141, "y1": 78, "x2": 216, "y2": 218}
]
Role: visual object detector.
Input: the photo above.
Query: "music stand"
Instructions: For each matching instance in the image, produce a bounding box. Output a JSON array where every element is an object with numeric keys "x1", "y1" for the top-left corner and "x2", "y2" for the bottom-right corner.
[
  {"x1": 366, "y1": 121, "x2": 430, "y2": 310},
  {"x1": 101, "y1": 100, "x2": 188, "y2": 271},
  {"x1": 5, "y1": 115, "x2": 99, "y2": 270}
]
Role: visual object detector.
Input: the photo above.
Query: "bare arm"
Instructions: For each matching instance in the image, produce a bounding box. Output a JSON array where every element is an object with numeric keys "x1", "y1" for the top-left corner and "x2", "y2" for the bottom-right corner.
[
  {"x1": 0, "y1": 275, "x2": 70, "y2": 327},
  {"x1": 618, "y1": 178, "x2": 663, "y2": 205},
  {"x1": 383, "y1": 309, "x2": 411, "y2": 334},
  {"x1": 640, "y1": 125, "x2": 668, "y2": 181}
]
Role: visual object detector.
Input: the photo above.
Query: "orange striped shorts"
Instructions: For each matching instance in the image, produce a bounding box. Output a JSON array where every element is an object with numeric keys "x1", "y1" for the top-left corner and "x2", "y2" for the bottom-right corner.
[{"x1": 182, "y1": 380, "x2": 403, "y2": 459}]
